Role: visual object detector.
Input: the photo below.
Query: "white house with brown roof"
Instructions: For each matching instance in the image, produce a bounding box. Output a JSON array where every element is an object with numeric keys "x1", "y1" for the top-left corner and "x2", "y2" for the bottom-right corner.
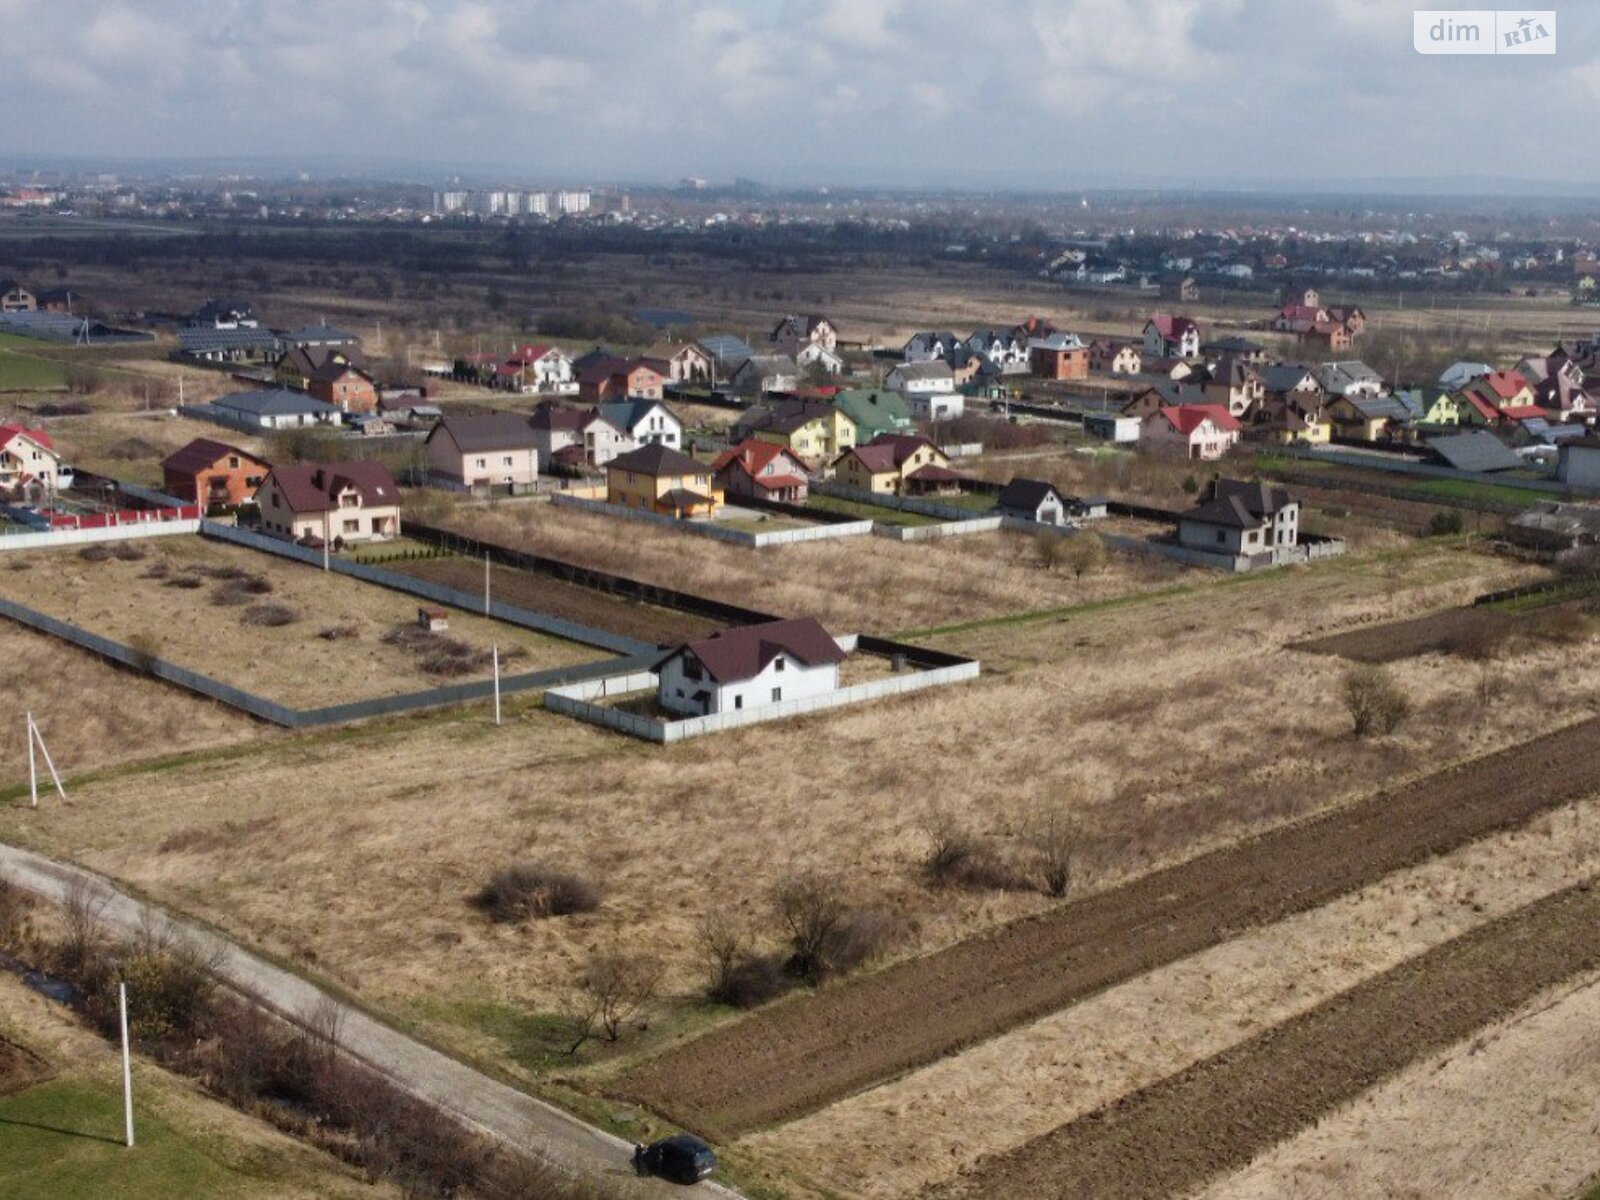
[
  {"x1": 256, "y1": 461, "x2": 401, "y2": 545},
  {"x1": 529, "y1": 401, "x2": 630, "y2": 468},
  {"x1": 1177, "y1": 479, "x2": 1300, "y2": 556},
  {"x1": 655, "y1": 617, "x2": 845, "y2": 717},
  {"x1": 423, "y1": 412, "x2": 539, "y2": 491}
]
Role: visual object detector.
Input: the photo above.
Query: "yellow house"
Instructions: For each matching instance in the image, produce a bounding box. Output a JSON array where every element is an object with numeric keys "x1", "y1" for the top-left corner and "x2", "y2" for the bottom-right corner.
[
  {"x1": 747, "y1": 401, "x2": 856, "y2": 468},
  {"x1": 831, "y1": 434, "x2": 959, "y2": 496},
  {"x1": 605, "y1": 443, "x2": 723, "y2": 518}
]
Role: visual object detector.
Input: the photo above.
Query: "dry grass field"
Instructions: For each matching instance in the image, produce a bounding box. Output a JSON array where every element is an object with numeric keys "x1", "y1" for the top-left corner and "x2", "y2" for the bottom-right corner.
[
  {"x1": 0, "y1": 620, "x2": 264, "y2": 781},
  {"x1": 44, "y1": 410, "x2": 274, "y2": 489},
  {"x1": 441, "y1": 500, "x2": 1184, "y2": 635},
  {"x1": 0, "y1": 537, "x2": 606, "y2": 708},
  {"x1": 0, "y1": 537, "x2": 1572, "y2": 1128},
  {"x1": 1198, "y1": 964, "x2": 1600, "y2": 1200}
]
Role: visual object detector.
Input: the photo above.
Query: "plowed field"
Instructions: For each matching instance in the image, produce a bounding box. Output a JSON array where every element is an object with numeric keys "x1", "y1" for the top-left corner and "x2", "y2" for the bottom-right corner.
[
  {"x1": 617, "y1": 715, "x2": 1600, "y2": 1137},
  {"x1": 929, "y1": 878, "x2": 1600, "y2": 1200}
]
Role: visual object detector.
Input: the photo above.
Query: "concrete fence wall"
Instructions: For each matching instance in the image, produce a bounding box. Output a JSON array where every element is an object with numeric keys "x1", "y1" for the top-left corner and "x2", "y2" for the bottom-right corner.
[
  {"x1": 201, "y1": 522, "x2": 651, "y2": 656},
  {"x1": 815, "y1": 481, "x2": 995, "y2": 524},
  {"x1": 545, "y1": 659, "x2": 982, "y2": 744},
  {"x1": 0, "y1": 519, "x2": 201, "y2": 552},
  {"x1": 549, "y1": 492, "x2": 872, "y2": 548},
  {"x1": 1284, "y1": 444, "x2": 1593, "y2": 497},
  {"x1": 875, "y1": 516, "x2": 1004, "y2": 542}
]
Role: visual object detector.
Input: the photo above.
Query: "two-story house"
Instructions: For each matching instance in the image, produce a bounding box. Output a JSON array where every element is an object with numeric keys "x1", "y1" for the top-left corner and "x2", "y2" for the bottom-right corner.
[
  {"x1": 713, "y1": 439, "x2": 811, "y2": 503},
  {"x1": 604, "y1": 443, "x2": 721, "y2": 518},
  {"x1": 160, "y1": 438, "x2": 271, "y2": 510},
  {"x1": 423, "y1": 412, "x2": 540, "y2": 492},
  {"x1": 256, "y1": 461, "x2": 400, "y2": 544},
  {"x1": 1143, "y1": 314, "x2": 1200, "y2": 360},
  {"x1": 655, "y1": 616, "x2": 845, "y2": 717},
  {"x1": 597, "y1": 398, "x2": 684, "y2": 450}
]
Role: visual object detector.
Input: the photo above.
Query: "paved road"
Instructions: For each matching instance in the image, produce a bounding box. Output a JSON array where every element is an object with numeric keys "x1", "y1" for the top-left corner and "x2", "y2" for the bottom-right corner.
[{"x1": 0, "y1": 842, "x2": 743, "y2": 1199}]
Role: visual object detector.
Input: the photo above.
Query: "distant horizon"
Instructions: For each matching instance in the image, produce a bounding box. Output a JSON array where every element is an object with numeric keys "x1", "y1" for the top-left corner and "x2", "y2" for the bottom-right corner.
[
  {"x1": 4, "y1": 153, "x2": 1600, "y2": 210},
  {"x1": 4, "y1": 1, "x2": 1599, "y2": 197}
]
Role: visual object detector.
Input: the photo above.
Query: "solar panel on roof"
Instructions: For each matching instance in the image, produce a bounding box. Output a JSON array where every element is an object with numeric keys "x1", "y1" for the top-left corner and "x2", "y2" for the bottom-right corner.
[{"x1": 178, "y1": 327, "x2": 280, "y2": 352}]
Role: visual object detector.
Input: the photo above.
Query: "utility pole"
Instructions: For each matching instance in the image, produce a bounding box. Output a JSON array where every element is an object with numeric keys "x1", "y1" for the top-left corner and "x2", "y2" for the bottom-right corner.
[
  {"x1": 25, "y1": 713, "x2": 66, "y2": 807},
  {"x1": 492, "y1": 645, "x2": 502, "y2": 726},
  {"x1": 483, "y1": 552, "x2": 491, "y2": 614},
  {"x1": 119, "y1": 982, "x2": 135, "y2": 1148}
]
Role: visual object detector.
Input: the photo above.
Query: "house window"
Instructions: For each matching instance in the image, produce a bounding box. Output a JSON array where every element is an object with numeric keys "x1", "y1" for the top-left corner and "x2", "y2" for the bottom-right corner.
[
  {"x1": 343, "y1": 519, "x2": 360, "y2": 534},
  {"x1": 772, "y1": 687, "x2": 782, "y2": 702},
  {"x1": 503, "y1": 456, "x2": 513, "y2": 466},
  {"x1": 1215, "y1": 530, "x2": 1226, "y2": 544},
  {"x1": 475, "y1": 458, "x2": 486, "y2": 468},
  {"x1": 774, "y1": 657, "x2": 785, "y2": 672},
  {"x1": 734, "y1": 695, "x2": 743, "y2": 711}
]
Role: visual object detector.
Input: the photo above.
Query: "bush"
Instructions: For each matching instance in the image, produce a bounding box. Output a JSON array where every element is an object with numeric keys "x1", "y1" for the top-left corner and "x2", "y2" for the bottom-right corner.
[
  {"x1": 921, "y1": 809, "x2": 1020, "y2": 891},
  {"x1": 1426, "y1": 509, "x2": 1466, "y2": 537},
  {"x1": 772, "y1": 872, "x2": 903, "y2": 984},
  {"x1": 242, "y1": 603, "x2": 300, "y2": 627},
  {"x1": 84, "y1": 929, "x2": 222, "y2": 1044},
  {"x1": 78, "y1": 544, "x2": 115, "y2": 562},
  {"x1": 1341, "y1": 663, "x2": 1410, "y2": 737},
  {"x1": 211, "y1": 576, "x2": 273, "y2": 606},
  {"x1": 1536, "y1": 607, "x2": 1596, "y2": 644},
  {"x1": 475, "y1": 863, "x2": 601, "y2": 923},
  {"x1": 1060, "y1": 531, "x2": 1109, "y2": 579},
  {"x1": 162, "y1": 574, "x2": 204, "y2": 590},
  {"x1": 317, "y1": 623, "x2": 361, "y2": 641},
  {"x1": 560, "y1": 952, "x2": 661, "y2": 1055},
  {"x1": 1027, "y1": 800, "x2": 1076, "y2": 899}
]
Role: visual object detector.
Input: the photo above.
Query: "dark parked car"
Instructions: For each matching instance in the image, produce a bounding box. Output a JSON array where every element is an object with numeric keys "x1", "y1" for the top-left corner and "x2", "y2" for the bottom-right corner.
[{"x1": 633, "y1": 1134, "x2": 718, "y2": 1185}]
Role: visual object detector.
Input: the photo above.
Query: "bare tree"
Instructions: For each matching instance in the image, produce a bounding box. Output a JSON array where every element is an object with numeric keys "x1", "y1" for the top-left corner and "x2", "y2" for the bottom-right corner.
[
  {"x1": 1027, "y1": 800, "x2": 1077, "y2": 899},
  {"x1": 1341, "y1": 664, "x2": 1410, "y2": 737},
  {"x1": 302, "y1": 993, "x2": 346, "y2": 1064},
  {"x1": 1061, "y1": 531, "x2": 1109, "y2": 579},
  {"x1": 561, "y1": 953, "x2": 661, "y2": 1055},
  {"x1": 772, "y1": 872, "x2": 846, "y2": 983},
  {"x1": 696, "y1": 911, "x2": 748, "y2": 1002},
  {"x1": 60, "y1": 876, "x2": 110, "y2": 974}
]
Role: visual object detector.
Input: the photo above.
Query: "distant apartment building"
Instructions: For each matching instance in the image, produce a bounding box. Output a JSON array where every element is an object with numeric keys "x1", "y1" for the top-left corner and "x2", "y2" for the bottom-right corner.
[
  {"x1": 556, "y1": 190, "x2": 591, "y2": 215},
  {"x1": 433, "y1": 191, "x2": 468, "y2": 214}
]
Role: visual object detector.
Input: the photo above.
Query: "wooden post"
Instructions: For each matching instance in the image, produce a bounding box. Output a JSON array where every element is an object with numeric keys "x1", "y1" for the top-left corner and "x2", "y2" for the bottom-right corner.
[
  {"x1": 493, "y1": 645, "x2": 501, "y2": 726},
  {"x1": 26, "y1": 712, "x2": 37, "y2": 808},
  {"x1": 483, "y1": 553, "x2": 491, "y2": 615}
]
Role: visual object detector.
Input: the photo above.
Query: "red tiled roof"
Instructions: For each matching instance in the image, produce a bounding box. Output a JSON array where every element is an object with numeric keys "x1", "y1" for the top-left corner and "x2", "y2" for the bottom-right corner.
[
  {"x1": 1277, "y1": 304, "x2": 1324, "y2": 322},
  {"x1": 1498, "y1": 405, "x2": 1550, "y2": 421},
  {"x1": 0, "y1": 424, "x2": 53, "y2": 452},
  {"x1": 1460, "y1": 391, "x2": 1500, "y2": 421},
  {"x1": 1481, "y1": 370, "x2": 1530, "y2": 399},
  {"x1": 1156, "y1": 404, "x2": 1241, "y2": 435},
  {"x1": 712, "y1": 438, "x2": 807, "y2": 479},
  {"x1": 660, "y1": 617, "x2": 845, "y2": 685}
]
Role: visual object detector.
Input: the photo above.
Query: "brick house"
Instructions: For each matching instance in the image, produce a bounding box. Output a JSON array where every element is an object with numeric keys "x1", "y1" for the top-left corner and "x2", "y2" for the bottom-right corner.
[
  {"x1": 160, "y1": 438, "x2": 271, "y2": 510},
  {"x1": 307, "y1": 359, "x2": 379, "y2": 414}
]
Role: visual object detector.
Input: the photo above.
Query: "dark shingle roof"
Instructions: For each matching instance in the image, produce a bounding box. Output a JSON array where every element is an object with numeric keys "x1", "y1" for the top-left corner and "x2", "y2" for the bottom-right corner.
[
  {"x1": 161, "y1": 438, "x2": 267, "y2": 477},
  {"x1": 997, "y1": 478, "x2": 1063, "y2": 512},
  {"x1": 657, "y1": 617, "x2": 845, "y2": 685},
  {"x1": 214, "y1": 389, "x2": 341, "y2": 418},
  {"x1": 428, "y1": 412, "x2": 535, "y2": 453},
  {"x1": 267, "y1": 461, "x2": 397, "y2": 514},
  {"x1": 1427, "y1": 430, "x2": 1523, "y2": 473},
  {"x1": 608, "y1": 443, "x2": 706, "y2": 476}
]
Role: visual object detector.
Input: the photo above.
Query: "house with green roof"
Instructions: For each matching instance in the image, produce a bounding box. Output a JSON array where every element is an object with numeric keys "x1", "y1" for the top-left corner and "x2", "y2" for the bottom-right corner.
[{"x1": 832, "y1": 389, "x2": 913, "y2": 443}]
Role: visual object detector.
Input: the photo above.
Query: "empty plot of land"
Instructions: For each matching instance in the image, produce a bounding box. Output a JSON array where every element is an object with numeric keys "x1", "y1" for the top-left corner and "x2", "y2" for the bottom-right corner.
[
  {"x1": 617, "y1": 713, "x2": 1600, "y2": 1138},
  {"x1": 1292, "y1": 605, "x2": 1514, "y2": 662},
  {"x1": 1198, "y1": 967, "x2": 1600, "y2": 1200},
  {"x1": 930, "y1": 879, "x2": 1600, "y2": 1200},
  {"x1": 743, "y1": 794, "x2": 1600, "y2": 1198},
  {"x1": 442, "y1": 501, "x2": 1178, "y2": 635},
  {"x1": 390, "y1": 555, "x2": 716, "y2": 646},
  {"x1": 0, "y1": 538, "x2": 605, "y2": 707},
  {"x1": 0, "y1": 619, "x2": 263, "y2": 777}
]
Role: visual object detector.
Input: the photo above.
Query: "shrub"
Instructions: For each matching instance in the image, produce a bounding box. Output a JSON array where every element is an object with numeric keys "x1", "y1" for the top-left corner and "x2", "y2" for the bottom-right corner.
[
  {"x1": 1027, "y1": 800, "x2": 1076, "y2": 899},
  {"x1": 712, "y1": 952, "x2": 793, "y2": 1008},
  {"x1": 211, "y1": 576, "x2": 273, "y2": 606},
  {"x1": 1426, "y1": 509, "x2": 1465, "y2": 537},
  {"x1": 317, "y1": 623, "x2": 361, "y2": 641},
  {"x1": 162, "y1": 574, "x2": 204, "y2": 590},
  {"x1": 78, "y1": 544, "x2": 114, "y2": 562},
  {"x1": 772, "y1": 872, "x2": 904, "y2": 984},
  {"x1": 921, "y1": 809, "x2": 1019, "y2": 891},
  {"x1": 1060, "y1": 531, "x2": 1109, "y2": 579},
  {"x1": 475, "y1": 863, "x2": 601, "y2": 923},
  {"x1": 242, "y1": 603, "x2": 300, "y2": 627},
  {"x1": 0, "y1": 874, "x2": 33, "y2": 956},
  {"x1": 84, "y1": 929, "x2": 222, "y2": 1044},
  {"x1": 112, "y1": 542, "x2": 147, "y2": 562},
  {"x1": 1536, "y1": 607, "x2": 1596, "y2": 644},
  {"x1": 1341, "y1": 663, "x2": 1410, "y2": 736}
]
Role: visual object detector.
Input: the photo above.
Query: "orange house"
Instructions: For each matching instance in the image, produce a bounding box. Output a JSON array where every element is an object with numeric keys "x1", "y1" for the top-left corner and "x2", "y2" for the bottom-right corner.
[
  {"x1": 161, "y1": 438, "x2": 271, "y2": 509},
  {"x1": 1030, "y1": 344, "x2": 1089, "y2": 380},
  {"x1": 308, "y1": 361, "x2": 379, "y2": 414}
]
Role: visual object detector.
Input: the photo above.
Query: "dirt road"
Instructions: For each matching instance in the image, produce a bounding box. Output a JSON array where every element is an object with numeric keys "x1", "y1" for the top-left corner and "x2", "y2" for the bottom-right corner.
[
  {"x1": 618, "y1": 716, "x2": 1600, "y2": 1137},
  {"x1": 0, "y1": 842, "x2": 741, "y2": 1200},
  {"x1": 927, "y1": 877, "x2": 1600, "y2": 1200}
]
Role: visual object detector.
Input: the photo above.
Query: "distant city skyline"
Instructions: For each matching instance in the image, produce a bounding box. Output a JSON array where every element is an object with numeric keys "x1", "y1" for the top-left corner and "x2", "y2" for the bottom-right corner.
[{"x1": 3, "y1": 1, "x2": 1598, "y2": 192}]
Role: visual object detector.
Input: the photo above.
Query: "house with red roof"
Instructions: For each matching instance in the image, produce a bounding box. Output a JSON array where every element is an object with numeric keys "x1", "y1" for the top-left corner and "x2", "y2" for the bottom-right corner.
[
  {"x1": 1462, "y1": 370, "x2": 1537, "y2": 413},
  {"x1": 1143, "y1": 314, "x2": 1200, "y2": 360},
  {"x1": 1139, "y1": 404, "x2": 1242, "y2": 460},
  {"x1": 1272, "y1": 303, "x2": 1329, "y2": 334},
  {"x1": 655, "y1": 616, "x2": 846, "y2": 717},
  {"x1": 504, "y1": 343, "x2": 574, "y2": 392},
  {"x1": 713, "y1": 439, "x2": 811, "y2": 503},
  {"x1": 831, "y1": 433, "x2": 960, "y2": 496},
  {"x1": 0, "y1": 425, "x2": 64, "y2": 494},
  {"x1": 255, "y1": 460, "x2": 400, "y2": 545}
]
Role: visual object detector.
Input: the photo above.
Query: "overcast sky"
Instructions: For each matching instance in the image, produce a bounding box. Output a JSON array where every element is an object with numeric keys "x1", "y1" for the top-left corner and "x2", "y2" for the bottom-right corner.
[{"x1": 2, "y1": 0, "x2": 1596, "y2": 190}]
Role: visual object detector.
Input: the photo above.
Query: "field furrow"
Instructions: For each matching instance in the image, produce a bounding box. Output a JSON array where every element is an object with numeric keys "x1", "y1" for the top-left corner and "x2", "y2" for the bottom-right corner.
[{"x1": 617, "y1": 714, "x2": 1600, "y2": 1136}]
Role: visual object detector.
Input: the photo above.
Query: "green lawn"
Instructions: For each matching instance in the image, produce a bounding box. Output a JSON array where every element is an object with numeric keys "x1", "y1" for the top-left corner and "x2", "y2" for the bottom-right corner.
[
  {"x1": 0, "y1": 1077, "x2": 264, "y2": 1199},
  {"x1": 0, "y1": 335, "x2": 68, "y2": 391},
  {"x1": 805, "y1": 495, "x2": 937, "y2": 526}
]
